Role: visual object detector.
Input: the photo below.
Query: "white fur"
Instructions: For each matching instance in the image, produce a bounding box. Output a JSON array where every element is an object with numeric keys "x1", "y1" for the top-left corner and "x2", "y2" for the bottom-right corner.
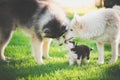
[
  {"x1": 77, "y1": 57, "x2": 82, "y2": 66},
  {"x1": 65, "y1": 41, "x2": 76, "y2": 65},
  {"x1": 66, "y1": 6, "x2": 120, "y2": 64}
]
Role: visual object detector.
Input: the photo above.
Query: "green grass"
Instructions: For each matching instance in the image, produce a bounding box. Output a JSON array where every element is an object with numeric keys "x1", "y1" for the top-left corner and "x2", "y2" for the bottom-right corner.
[
  {"x1": 0, "y1": 14, "x2": 120, "y2": 80},
  {"x1": 0, "y1": 29, "x2": 120, "y2": 80}
]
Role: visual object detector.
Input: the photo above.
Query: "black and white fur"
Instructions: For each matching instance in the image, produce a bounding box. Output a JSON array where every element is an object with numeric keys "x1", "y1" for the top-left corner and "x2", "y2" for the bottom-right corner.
[
  {"x1": 66, "y1": 40, "x2": 93, "y2": 66},
  {"x1": 0, "y1": 0, "x2": 68, "y2": 64}
]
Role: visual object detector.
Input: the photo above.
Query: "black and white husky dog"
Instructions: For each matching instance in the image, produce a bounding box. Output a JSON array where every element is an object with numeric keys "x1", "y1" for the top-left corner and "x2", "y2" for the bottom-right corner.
[{"x1": 0, "y1": 0, "x2": 68, "y2": 64}]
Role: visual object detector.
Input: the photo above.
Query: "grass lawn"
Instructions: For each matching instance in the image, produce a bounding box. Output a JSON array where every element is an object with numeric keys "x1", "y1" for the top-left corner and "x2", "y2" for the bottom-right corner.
[{"x1": 0, "y1": 12, "x2": 120, "y2": 80}]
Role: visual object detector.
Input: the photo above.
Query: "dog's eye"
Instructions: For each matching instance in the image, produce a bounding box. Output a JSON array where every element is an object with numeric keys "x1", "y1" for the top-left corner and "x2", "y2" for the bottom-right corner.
[{"x1": 70, "y1": 29, "x2": 73, "y2": 31}]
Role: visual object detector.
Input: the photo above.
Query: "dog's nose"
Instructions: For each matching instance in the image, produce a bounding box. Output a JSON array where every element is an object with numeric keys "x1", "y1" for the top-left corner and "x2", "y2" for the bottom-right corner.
[
  {"x1": 61, "y1": 25, "x2": 66, "y2": 31},
  {"x1": 61, "y1": 25, "x2": 67, "y2": 33}
]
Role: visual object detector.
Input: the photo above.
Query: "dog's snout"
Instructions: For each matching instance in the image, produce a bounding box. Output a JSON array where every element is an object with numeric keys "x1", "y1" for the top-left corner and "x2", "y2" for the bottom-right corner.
[
  {"x1": 61, "y1": 25, "x2": 66, "y2": 31},
  {"x1": 61, "y1": 25, "x2": 67, "y2": 33}
]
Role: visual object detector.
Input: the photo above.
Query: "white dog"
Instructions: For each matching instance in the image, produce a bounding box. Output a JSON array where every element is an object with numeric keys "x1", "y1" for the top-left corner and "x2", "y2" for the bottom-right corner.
[{"x1": 65, "y1": 5, "x2": 120, "y2": 65}]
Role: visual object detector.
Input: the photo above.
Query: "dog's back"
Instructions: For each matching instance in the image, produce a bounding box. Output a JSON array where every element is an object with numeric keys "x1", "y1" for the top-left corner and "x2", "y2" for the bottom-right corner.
[{"x1": 71, "y1": 44, "x2": 93, "y2": 59}]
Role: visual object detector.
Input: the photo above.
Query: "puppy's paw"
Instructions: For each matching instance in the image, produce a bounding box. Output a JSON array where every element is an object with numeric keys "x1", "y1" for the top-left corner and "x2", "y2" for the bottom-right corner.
[
  {"x1": 77, "y1": 59, "x2": 81, "y2": 66},
  {"x1": 69, "y1": 59, "x2": 75, "y2": 66}
]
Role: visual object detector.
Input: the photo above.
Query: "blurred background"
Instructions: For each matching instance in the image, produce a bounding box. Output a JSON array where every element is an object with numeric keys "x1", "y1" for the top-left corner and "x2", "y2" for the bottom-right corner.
[
  {"x1": 53, "y1": 0, "x2": 120, "y2": 15},
  {"x1": 54, "y1": 0, "x2": 98, "y2": 15}
]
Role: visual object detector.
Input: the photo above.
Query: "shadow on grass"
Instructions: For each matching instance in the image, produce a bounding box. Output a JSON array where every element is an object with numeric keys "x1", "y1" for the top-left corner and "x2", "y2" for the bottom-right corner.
[
  {"x1": 89, "y1": 60, "x2": 120, "y2": 80},
  {"x1": 0, "y1": 59, "x2": 71, "y2": 80},
  {"x1": 0, "y1": 61, "x2": 16, "y2": 80},
  {"x1": 0, "y1": 57, "x2": 120, "y2": 80}
]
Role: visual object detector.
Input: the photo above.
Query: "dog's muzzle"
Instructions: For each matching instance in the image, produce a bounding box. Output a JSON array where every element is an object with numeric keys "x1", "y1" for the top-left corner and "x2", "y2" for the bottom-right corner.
[
  {"x1": 64, "y1": 37, "x2": 73, "y2": 44},
  {"x1": 43, "y1": 25, "x2": 68, "y2": 39}
]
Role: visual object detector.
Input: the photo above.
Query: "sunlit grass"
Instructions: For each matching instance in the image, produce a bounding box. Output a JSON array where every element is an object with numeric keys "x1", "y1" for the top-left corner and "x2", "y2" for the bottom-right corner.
[{"x1": 0, "y1": 29, "x2": 120, "y2": 80}]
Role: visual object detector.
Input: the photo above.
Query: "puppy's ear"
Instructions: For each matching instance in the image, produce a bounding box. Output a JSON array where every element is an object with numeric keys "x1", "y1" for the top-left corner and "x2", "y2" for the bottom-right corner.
[{"x1": 72, "y1": 41, "x2": 76, "y2": 46}]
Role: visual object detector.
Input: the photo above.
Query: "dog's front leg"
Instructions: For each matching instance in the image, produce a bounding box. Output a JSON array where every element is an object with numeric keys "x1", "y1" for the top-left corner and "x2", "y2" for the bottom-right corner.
[
  {"x1": 85, "y1": 54, "x2": 90, "y2": 63},
  {"x1": 109, "y1": 41, "x2": 119, "y2": 64},
  {"x1": 31, "y1": 35, "x2": 43, "y2": 64},
  {"x1": 42, "y1": 39, "x2": 52, "y2": 58},
  {"x1": 68, "y1": 51, "x2": 75, "y2": 66},
  {"x1": 118, "y1": 44, "x2": 120, "y2": 56},
  {"x1": 96, "y1": 42, "x2": 104, "y2": 64},
  {"x1": 65, "y1": 43, "x2": 75, "y2": 65}
]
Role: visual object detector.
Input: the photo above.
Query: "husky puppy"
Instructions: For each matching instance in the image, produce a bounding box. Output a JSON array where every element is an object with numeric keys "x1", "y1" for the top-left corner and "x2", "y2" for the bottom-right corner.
[
  {"x1": 0, "y1": 0, "x2": 68, "y2": 64},
  {"x1": 66, "y1": 41, "x2": 93, "y2": 66},
  {"x1": 65, "y1": 5, "x2": 120, "y2": 64}
]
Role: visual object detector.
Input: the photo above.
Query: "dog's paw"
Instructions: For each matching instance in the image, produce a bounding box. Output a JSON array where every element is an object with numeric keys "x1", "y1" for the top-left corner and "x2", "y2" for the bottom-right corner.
[
  {"x1": 35, "y1": 59, "x2": 44, "y2": 64},
  {"x1": 38, "y1": 61, "x2": 44, "y2": 64},
  {"x1": 69, "y1": 62, "x2": 74, "y2": 66},
  {"x1": 97, "y1": 60, "x2": 104, "y2": 64},
  {"x1": 69, "y1": 60, "x2": 74, "y2": 66},
  {"x1": 109, "y1": 56, "x2": 118, "y2": 64},
  {"x1": 0, "y1": 57, "x2": 11, "y2": 63},
  {"x1": 109, "y1": 59, "x2": 117, "y2": 64},
  {"x1": 77, "y1": 59, "x2": 81, "y2": 66},
  {"x1": 77, "y1": 63, "x2": 81, "y2": 66}
]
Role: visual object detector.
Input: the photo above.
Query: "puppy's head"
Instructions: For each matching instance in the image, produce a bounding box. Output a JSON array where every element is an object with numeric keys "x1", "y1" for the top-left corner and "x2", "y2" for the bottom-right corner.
[
  {"x1": 71, "y1": 47, "x2": 77, "y2": 53},
  {"x1": 68, "y1": 41, "x2": 78, "y2": 52}
]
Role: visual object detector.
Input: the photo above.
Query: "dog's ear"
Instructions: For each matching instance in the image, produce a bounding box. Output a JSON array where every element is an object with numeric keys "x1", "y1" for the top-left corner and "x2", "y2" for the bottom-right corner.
[
  {"x1": 71, "y1": 48, "x2": 77, "y2": 53},
  {"x1": 73, "y1": 13, "x2": 81, "y2": 28},
  {"x1": 74, "y1": 13, "x2": 80, "y2": 23}
]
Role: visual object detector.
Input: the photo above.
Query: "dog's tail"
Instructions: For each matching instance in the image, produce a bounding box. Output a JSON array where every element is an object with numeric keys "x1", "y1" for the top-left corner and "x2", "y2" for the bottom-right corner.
[{"x1": 112, "y1": 5, "x2": 120, "y2": 10}]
